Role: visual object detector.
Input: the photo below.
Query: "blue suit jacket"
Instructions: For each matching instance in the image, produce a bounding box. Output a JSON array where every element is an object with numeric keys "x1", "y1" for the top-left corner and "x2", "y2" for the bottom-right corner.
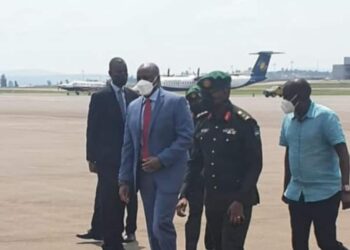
[{"x1": 119, "y1": 88, "x2": 194, "y2": 193}]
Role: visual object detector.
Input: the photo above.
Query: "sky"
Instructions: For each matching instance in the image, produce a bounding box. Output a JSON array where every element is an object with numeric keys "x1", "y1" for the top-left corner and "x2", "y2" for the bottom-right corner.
[{"x1": 0, "y1": 0, "x2": 349, "y2": 75}]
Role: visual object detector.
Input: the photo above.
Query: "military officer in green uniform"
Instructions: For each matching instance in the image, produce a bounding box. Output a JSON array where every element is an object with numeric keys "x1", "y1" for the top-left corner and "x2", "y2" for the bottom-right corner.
[
  {"x1": 177, "y1": 71, "x2": 263, "y2": 250},
  {"x1": 184, "y1": 85, "x2": 205, "y2": 118}
]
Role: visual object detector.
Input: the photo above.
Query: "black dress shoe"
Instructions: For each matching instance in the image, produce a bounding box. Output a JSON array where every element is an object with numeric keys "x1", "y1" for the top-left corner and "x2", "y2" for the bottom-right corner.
[
  {"x1": 76, "y1": 230, "x2": 102, "y2": 241},
  {"x1": 122, "y1": 233, "x2": 136, "y2": 243}
]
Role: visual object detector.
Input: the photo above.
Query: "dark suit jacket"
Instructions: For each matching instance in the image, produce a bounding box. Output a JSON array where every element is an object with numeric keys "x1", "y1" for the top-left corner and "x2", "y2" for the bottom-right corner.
[{"x1": 86, "y1": 84, "x2": 139, "y2": 168}]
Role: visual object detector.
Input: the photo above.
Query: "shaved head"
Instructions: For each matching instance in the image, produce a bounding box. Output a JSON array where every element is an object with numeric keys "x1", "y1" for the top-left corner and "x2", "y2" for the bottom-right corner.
[
  {"x1": 139, "y1": 63, "x2": 159, "y2": 74},
  {"x1": 283, "y1": 78, "x2": 311, "y2": 101},
  {"x1": 109, "y1": 57, "x2": 127, "y2": 71},
  {"x1": 108, "y1": 57, "x2": 128, "y2": 87},
  {"x1": 282, "y1": 78, "x2": 312, "y2": 119},
  {"x1": 137, "y1": 63, "x2": 160, "y2": 83}
]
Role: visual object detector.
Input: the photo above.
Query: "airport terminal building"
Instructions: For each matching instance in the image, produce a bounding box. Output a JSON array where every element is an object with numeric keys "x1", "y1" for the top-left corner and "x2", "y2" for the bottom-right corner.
[{"x1": 332, "y1": 57, "x2": 350, "y2": 80}]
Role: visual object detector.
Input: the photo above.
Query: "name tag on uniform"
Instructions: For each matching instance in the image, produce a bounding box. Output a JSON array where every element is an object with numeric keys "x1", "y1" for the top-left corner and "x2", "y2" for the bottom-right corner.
[
  {"x1": 222, "y1": 128, "x2": 236, "y2": 135},
  {"x1": 201, "y1": 128, "x2": 209, "y2": 134}
]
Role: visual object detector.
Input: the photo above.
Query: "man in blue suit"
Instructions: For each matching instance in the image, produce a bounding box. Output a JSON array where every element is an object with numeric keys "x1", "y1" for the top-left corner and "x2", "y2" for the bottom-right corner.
[{"x1": 119, "y1": 63, "x2": 194, "y2": 250}]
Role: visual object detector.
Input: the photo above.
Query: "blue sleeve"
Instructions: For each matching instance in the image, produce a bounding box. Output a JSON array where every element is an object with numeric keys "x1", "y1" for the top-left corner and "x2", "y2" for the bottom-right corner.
[
  {"x1": 279, "y1": 116, "x2": 288, "y2": 147},
  {"x1": 323, "y1": 112, "x2": 346, "y2": 146},
  {"x1": 157, "y1": 97, "x2": 194, "y2": 167}
]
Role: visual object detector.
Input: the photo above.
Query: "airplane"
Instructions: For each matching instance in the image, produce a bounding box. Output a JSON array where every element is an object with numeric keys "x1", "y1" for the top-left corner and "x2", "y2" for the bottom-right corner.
[
  {"x1": 58, "y1": 80, "x2": 106, "y2": 95},
  {"x1": 263, "y1": 85, "x2": 283, "y2": 97},
  {"x1": 161, "y1": 51, "x2": 282, "y2": 91}
]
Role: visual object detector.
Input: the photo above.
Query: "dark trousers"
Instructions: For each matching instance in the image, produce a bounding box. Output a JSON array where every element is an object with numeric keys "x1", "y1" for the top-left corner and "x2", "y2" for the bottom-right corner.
[
  {"x1": 98, "y1": 166, "x2": 124, "y2": 250},
  {"x1": 90, "y1": 179, "x2": 138, "y2": 237},
  {"x1": 91, "y1": 178, "x2": 102, "y2": 236},
  {"x1": 206, "y1": 205, "x2": 252, "y2": 250},
  {"x1": 288, "y1": 192, "x2": 347, "y2": 250},
  {"x1": 185, "y1": 182, "x2": 213, "y2": 250},
  {"x1": 122, "y1": 189, "x2": 138, "y2": 235}
]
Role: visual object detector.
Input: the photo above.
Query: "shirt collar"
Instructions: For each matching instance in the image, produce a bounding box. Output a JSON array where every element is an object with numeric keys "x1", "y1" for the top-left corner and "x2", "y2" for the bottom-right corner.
[
  {"x1": 143, "y1": 87, "x2": 160, "y2": 103},
  {"x1": 208, "y1": 103, "x2": 233, "y2": 122},
  {"x1": 292, "y1": 101, "x2": 315, "y2": 120},
  {"x1": 110, "y1": 82, "x2": 122, "y2": 94}
]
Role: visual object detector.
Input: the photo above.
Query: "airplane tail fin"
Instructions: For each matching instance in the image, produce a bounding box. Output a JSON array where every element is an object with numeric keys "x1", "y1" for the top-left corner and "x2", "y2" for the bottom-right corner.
[{"x1": 249, "y1": 51, "x2": 283, "y2": 81}]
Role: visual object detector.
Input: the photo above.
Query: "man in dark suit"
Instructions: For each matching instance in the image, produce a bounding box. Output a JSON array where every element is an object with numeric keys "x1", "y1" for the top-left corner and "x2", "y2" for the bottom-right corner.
[
  {"x1": 119, "y1": 63, "x2": 194, "y2": 250},
  {"x1": 85, "y1": 57, "x2": 138, "y2": 250},
  {"x1": 76, "y1": 181, "x2": 103, "y2": 240}
]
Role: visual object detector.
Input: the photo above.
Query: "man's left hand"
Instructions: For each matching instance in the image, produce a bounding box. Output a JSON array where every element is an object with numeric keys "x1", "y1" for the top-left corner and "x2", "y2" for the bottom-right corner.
[
  {"x1": 227, "y1": 201, "x2": 245, "y2": 225},
  {"x1": 176, "y1": 198, "x2": 188, "y2": 217},
  {"x1": 341, "y1": 191, "x2": 350, "y2": 210},
  {"x1": 142, "y1": 156, "x2": 162, "y2": 173}
]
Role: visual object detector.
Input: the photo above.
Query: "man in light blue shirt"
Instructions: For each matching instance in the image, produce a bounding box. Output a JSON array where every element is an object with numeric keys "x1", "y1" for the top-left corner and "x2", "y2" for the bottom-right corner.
[{"x1": 279, "y1": 79, "x2": 350, "y2": 250}]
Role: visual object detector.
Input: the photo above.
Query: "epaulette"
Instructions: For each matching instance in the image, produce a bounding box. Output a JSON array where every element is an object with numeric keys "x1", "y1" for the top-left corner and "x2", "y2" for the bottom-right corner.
[
  {"x1": 237, "y1": 109, "x2": 252, "y2": 121},
  {"x1": 232, "y1": 105, "x2": 255, "y2": 122},
  {"x1": 195, "y1": 110, "x2": 209, "y2": 120}
]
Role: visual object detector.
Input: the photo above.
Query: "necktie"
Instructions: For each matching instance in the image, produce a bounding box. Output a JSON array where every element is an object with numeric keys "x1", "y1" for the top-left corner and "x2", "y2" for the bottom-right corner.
[
  {"x1": 142, "y1": 98, "x2": 152, "y2": 159},
  {"x1": 117, "y1": 88, "x2": 126, "y2": 120}
]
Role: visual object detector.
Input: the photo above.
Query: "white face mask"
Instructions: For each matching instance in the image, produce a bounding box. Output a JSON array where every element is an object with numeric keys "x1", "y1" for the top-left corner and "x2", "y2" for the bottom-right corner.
[
  {"x1": 281, "y1": 95, "x2": 298, "y2": 114},
  {"x1": 281, "y1": 99, "x2": 295, "y2": 114},
  {"x1": 132, "y1": 78, "x2": 156, "y2": 96}
]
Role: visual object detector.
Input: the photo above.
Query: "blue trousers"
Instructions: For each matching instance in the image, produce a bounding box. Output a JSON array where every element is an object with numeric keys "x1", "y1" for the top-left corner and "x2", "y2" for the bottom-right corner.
[{"x1": 139, "y1": 171, "x2": 178, "y2": 250}]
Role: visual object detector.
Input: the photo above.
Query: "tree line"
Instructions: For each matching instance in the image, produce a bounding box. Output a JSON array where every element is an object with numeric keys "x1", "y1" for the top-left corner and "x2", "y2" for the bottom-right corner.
[{"x1": 1, "y1": 74, "x2": 19, "y2": 88}]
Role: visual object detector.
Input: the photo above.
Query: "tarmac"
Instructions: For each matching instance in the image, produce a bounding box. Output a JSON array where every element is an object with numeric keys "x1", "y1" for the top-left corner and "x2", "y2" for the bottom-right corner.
[{"x1": 0, "y1": 94, "x2": 349, "y2": 250}]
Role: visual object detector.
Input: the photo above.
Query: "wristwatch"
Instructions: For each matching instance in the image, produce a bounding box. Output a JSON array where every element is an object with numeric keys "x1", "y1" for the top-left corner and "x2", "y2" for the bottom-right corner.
[{"x1": 343, "y1": 185, "x2": 350, "y2": 192}]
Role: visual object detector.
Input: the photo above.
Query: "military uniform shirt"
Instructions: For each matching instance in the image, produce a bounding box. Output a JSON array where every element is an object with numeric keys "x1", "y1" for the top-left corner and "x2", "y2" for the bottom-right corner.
[{"x1": 186, "y1": 104, "x2": 262, "y2": 209}]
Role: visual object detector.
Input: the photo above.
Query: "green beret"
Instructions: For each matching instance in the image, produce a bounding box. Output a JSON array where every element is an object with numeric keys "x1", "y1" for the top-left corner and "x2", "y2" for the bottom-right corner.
[
  {"x1": 197, "y1": 71, "x2": 231, "y2": 90},
  {"x1": 185, "y1": 85, "x2": 201, "y2": 99}
]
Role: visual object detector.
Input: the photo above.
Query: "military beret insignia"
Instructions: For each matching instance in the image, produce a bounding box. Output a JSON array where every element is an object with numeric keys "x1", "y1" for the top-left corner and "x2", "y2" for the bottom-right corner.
[{"x1": 202, "y1": 79, "x2": 212, "y2": 88}]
